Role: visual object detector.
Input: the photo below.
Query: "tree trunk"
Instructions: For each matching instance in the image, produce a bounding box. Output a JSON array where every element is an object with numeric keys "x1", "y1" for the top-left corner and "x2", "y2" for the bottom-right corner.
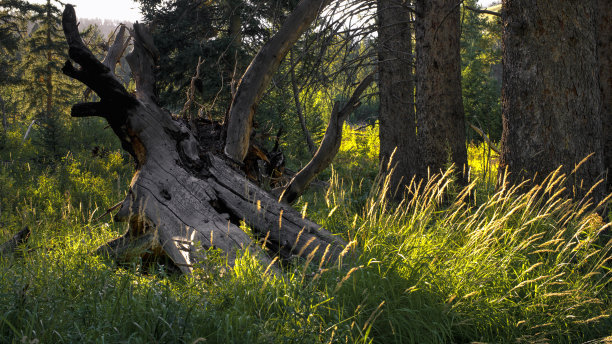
[
  {"x1": 228, "y1": 0, "x2": 242, "y2": 48},
  {"x1": 227, "y1": 0, "x2": 243, "y2": 97},
  {"x1": 377, "y1": 0, "x2": 418, "y2": 200},
  {"x1": 85, "y1": 25, "x2": 129, "y2": 99},
  {"x1": 281, "y1": 73, "x2": 374, "y2": 204},
  {"x1": 224, "y1": 0, "x2": 332, "y2": 162},
  {"x1": 61, "y1": 5, "x2": 345, "y2": 274},
  {"x1": 499, "y1": 0, "x2": 605, "y2": 201},
  {"x1": 415, "y1": 0, "x2": 467, "y2": 183},
  {"x1": 45, "y1": 0, "x2": 53, "y2": 117},
  {"x1": 597, "y1": 0, "x2": 612, "y2": 193}
]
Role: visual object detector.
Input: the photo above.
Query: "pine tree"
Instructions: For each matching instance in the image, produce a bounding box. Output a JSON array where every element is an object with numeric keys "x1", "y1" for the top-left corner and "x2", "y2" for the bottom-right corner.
[{"x1": 499, "y1": 0, "x2": 604, "y2": 201}]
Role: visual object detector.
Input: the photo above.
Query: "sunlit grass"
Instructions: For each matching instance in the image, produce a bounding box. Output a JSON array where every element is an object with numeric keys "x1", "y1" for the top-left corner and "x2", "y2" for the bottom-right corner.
[{"x1": 0, "y1": 136, "x2": 609, "y2": 343}]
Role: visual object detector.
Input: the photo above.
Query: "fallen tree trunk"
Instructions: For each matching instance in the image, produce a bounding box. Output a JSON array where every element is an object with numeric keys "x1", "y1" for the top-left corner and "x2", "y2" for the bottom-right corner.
[{"x1": 61, "y1": 5, "x2": 345, "y2": 274}]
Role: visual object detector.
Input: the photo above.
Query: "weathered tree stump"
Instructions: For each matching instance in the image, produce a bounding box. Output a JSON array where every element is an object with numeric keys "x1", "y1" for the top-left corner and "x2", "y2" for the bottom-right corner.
[{"x1": 61, "y1": 5, "x2": 345, "y2": 274}]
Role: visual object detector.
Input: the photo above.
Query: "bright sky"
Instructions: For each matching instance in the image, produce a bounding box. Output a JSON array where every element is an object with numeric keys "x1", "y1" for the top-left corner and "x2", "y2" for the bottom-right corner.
[{"x1": 28, "y1": 0, "x2": 143, "y2": 22}]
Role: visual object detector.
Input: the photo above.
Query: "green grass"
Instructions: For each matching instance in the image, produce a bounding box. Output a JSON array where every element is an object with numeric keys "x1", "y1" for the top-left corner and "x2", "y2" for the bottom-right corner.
[{"x1": 0, "y1": 135, "x2": 610, "y2": 343}]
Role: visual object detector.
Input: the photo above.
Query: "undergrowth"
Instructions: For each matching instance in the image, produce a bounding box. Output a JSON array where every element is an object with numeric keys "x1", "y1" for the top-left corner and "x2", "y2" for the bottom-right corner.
[{"x1": 0, "y1": 133, "x2": 609, "y2": 343}]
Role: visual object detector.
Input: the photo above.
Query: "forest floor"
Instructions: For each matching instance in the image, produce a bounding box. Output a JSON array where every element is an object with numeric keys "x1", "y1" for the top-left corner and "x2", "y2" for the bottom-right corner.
[{"x1": 0, "y1": 124, "x2": 609, "y2": 344}]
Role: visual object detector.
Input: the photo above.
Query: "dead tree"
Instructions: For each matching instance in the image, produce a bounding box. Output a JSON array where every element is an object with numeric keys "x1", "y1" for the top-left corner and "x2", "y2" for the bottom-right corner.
[
  {"x1": 280, "y1": 72, "x2": 375, "y2": 204},
  {"x1": 224, "y1": 0, "x2": 334, "y2": 162},
  {"x1": 60, "y1": 4, "x2": 345, "y2": 274}
]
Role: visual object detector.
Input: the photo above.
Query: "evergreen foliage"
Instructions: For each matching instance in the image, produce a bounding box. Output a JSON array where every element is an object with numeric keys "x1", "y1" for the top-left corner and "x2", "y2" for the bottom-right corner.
[{"x1": 461, "y1": 0, "x2": 502, "y2": 142}]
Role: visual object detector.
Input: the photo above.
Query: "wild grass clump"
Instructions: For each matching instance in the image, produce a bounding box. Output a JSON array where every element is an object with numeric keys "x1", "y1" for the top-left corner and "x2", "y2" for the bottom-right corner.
[
  {"x1": 0, "y1": 134, "x2": 609, "y2": 343},
  {"x1": 314, "y1": 165, "x2": 610, "y2": 343}
]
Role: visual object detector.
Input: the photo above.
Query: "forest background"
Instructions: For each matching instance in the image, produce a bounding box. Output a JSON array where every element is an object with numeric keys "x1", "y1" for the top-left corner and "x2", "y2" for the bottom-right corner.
[{"x1": 0, "y1": 0, "x2": 609, "y2": 343}]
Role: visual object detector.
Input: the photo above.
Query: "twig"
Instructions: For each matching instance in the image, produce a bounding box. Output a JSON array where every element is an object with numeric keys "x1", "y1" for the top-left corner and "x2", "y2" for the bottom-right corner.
[
  {"x1": 22, "y1": 119, "x2": 37, "y2": 143},
  {"x1": 94, "y1": 200, "x2": 124, "y2": 222},
  {"x1": 464, "y1": 5, "x2": 500, "y2": 17}
]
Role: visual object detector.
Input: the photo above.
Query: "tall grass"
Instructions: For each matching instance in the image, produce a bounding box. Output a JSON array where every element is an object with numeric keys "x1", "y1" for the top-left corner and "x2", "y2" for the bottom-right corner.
[
  {"x1": 0, "y1": 138, "x2": 609, "y2": 343},
  {"x1": 336, "y1": 166, "x2": 611, "y2": 343}
]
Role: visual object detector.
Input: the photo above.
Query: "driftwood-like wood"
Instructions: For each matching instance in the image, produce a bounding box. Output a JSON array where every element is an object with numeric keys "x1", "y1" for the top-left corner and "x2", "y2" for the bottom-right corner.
[
  {"x1": 280, "y1": 72, "x2": 375, "y2": 204},
  {"x1": 468, "y1": 123, "x2": 500, "y2": 155},
  {"x1": 0, "y1": 226, "x2": 30, "y2": 256},
  {"x1": 224, "y1": 0, "x2": 333, "y2": 162},
  {"x1": 61, "y1": 5, "x2": 345, "y2": 274},
  {"x1": 102, "y1": 25, "x2": 130, "y2": 72},
  {"x1": 84, "y1": 24, "x2": 130, "y2": 100}
]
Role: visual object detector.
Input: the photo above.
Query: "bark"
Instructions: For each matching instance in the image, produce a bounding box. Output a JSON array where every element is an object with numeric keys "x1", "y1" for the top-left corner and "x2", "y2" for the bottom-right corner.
[
  {"x1": 281, "y1": 73, "x2": 375, "y2": 204},
  {"x1": 227, "y1": 0, "x2": 242, "y2": 48},
  {"x1": 85, "y1": 25, "x2": 130, "y2": 99},
  {"x1": 101, "y1": 25, "x2": 130, "y2": 73},
  {"x1": 224, "y1": 0, "x2": 332, "y2": 162},
  {"x1": 22, "y1": 119, "x2": 36, "y2": 143},
  {"x1": 61, "y1": 5, "x2": 345, "y2": 274},
  {"x1": 597, "y1": 0, "x2": 612, "y2": 193},
  {"x1": 377, "y1": 0, "x2": 418, "y2": 200},
  {"x1": 227, "y1": 0, "x2": 242, "y2": 98},
  {"x1": 45, "y1": 0, "x2": 53, "y2": 117},
  {"x1": 464, "y1": 6, "x2": 500, "y2": 17},
  {"x1": 415, "y1": 0, "x2": 467, "y2": 183},
  {"x1": 499, "y1": 0, "x2": 605, "y2": 200}
]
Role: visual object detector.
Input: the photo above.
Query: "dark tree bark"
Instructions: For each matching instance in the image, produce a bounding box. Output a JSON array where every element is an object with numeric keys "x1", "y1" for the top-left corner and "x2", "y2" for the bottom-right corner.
[
  {"x1": 377, "y1": 0, "x2": 418, "y2": 199},
  {"x1": 84, "y1": 25, "x2": 129, "y2": 99},
  {"x1": 227, "y1": 0, "x2": 242, "y2": 48},
  {"x1": 415, "y1": 0, "x2": 467, "y2": 184},
  {"x1": 44, "y1": 0, "x2": 53, "y2": 117},
  {"x1": 499, "y1": 0, "x2": 605, "y2": 200},
  {"x1": 61, "y1": 5, "x2": 345, "y2": 274},
  {"x1": 597, "y1": 0, "x2": 612, "y2": 193}
]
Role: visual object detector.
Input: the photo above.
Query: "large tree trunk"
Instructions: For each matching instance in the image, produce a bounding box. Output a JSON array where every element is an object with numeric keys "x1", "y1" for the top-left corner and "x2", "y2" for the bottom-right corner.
[
  {"x1": 224, "y1": 0, "x2": 333, "y2": 162},
  {"x1": 45, "y1": 0, "x2": 53, "y2": 117},
  {"x1": 377, "y1": 0, "x2": 419, "y2": 200},
  {"x1": 597, "y1": 0, "x2": 612, "y2": 193},
  {"x1": 415, "y1": 0, "x2": 467, "y2": 183},
  {"x1": 61, "y1": 5, "x2": 345, "y2": 274},
  {"x1": 499, "y1": 0, "x2": 605, "y2": 201}
]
